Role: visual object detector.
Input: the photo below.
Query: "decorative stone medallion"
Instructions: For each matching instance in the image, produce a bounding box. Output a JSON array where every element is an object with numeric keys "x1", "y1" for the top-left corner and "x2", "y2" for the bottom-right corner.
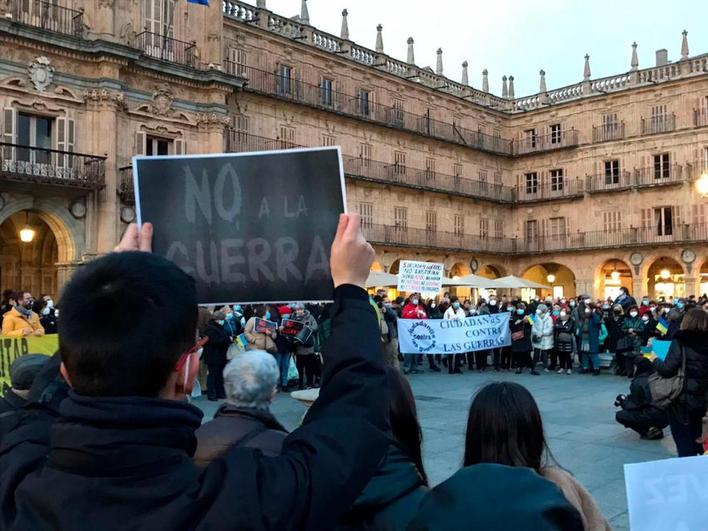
[{"x1": 28, "y1": 56, "x2": 54, "y2": 92}]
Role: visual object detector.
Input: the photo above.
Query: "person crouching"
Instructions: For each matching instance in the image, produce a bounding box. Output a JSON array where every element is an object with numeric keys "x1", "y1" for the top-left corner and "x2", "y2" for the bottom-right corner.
[
  {"x1": 194, "y1": 351, "x2": 289, "y2": 467},
  {"x1": 614, "y1": 358, "x2": 668, "y2": 440}
]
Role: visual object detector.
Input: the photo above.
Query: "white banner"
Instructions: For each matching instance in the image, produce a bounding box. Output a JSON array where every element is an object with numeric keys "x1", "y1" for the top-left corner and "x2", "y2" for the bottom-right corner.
[
  {"x1": 397, "y1": 260, "x2": 444, "y2": 294},
  {"x1": 397, "y1": 313, "x2": 511, "y2": 355}
]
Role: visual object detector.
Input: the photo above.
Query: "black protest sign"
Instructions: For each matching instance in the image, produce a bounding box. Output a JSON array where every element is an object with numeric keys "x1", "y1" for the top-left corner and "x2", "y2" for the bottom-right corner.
[{"x1": 134, "y1": 147, "x2": 345, "y2": 305}]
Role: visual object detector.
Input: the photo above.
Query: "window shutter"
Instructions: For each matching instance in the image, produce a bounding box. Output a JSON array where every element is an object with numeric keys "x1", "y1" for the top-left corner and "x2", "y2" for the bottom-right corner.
[
  {"x1": 67, "y1": 119, "x2": 75, "y2": 153},
  {"x1": 174, "y1": 138, "x2": 186, "y2": 155},
  {"x1": 3, "y1": 107, "x2": 16, "y2": 161},
  {"x1": 135, "y1": 132, "x2": 146, "y2": 156},
  {"x1": 672, "y1": 206, "x2": 682, "y2": 227}
]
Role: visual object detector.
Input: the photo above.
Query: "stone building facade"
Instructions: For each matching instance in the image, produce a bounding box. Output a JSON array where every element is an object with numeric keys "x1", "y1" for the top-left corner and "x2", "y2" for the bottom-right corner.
[{"x1": 0, "y1": 0, "x2": 706, "y2": 301}]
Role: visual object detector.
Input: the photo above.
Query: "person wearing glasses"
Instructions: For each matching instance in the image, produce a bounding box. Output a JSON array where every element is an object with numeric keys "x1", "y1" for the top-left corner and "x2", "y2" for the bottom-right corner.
[{"x1": 1, "y1": 290, "x2": 45, "y2": 337}]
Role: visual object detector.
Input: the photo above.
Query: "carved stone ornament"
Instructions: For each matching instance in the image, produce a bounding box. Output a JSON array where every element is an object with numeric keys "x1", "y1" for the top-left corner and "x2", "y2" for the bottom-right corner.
[
  {"x1": 151, "y1": 84, "x2": 174, "y2": 116},
  {"x1": 69, "y1": 200, "x2": 87, "y2": 219},
  {"x1": 28, "y1": 56, "x2": 54, "y2": 92},
  {"x1": 84, "y1": 89, "x2": 127, "y2": 111},
  {"x1": 196, "y1": 113, "x2": 231, "y2": 127},
  {"x1": 120, "y1": 206, "x2": 136, "y2": 224}
]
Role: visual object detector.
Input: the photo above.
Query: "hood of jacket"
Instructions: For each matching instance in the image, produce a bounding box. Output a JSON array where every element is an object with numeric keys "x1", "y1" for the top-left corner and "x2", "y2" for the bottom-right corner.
[
  {"x1": 675, "y1": 329, "x2": 708, "y2": 354},
  {"x1": 408, "y1": 464, "x2": 583, "y2": 531}
]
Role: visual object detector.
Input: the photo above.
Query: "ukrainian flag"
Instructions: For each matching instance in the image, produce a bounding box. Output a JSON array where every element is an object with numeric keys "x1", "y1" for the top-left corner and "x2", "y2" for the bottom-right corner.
[
  {"x1": 656, "y1": 317, "x2": 669, "y2": 336},
  {"x1": 235, "y1": 333, "x2": 248, "y2": 350},
  {"x1": 526, "y1": 314, "x2": 535, "y2": 325}
]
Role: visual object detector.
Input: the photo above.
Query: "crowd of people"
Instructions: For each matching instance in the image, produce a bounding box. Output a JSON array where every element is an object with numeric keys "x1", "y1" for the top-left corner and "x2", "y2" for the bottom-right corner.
[{"x1": 0, "y1": 218, "x2": 706, "y2": 530}]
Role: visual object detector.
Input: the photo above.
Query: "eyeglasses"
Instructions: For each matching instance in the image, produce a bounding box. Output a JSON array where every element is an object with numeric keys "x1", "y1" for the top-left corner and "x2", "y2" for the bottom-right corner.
[{"x1": 175, "y1": 336, "x2": 209, "y2": 373}]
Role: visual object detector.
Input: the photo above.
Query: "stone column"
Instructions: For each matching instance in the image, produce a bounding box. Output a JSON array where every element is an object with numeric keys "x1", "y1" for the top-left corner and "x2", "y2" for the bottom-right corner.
[
  {"x1": 633, "y1": 275, "x2": 648, "y2": 299},
  {"x1": 575, "y1": 278, "x2": 593, "y2": 297},
  {"x1": 56, "y1": 262, "x2": 81, "y2": 297},
  {"x1": 684, "y1": 276, "x2": 700, "y2": 298}
]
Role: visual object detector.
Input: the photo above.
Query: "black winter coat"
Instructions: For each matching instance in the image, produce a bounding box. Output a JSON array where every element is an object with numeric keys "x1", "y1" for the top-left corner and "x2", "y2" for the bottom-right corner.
[
  {"x1": 553, "y1": 318, "x2": 576, "y2": 353},
  {"x1": 510, "y1": 317, "x2": 532, "y2": 353},
  {"x1": 202, "y1": 322, "x2": 231, "y2": 365},
  {"x1": 0, "y1": 285, "x2": 390, "y2": 531},
  {"x1": 336, "y1": 445, "x2": 427, "y2": 531},
  {"x1": 654, "y1": 329, "x2": 708, "y2": 418}
]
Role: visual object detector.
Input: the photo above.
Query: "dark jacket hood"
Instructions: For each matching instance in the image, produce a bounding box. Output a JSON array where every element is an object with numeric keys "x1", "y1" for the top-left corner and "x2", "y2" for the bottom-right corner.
[
  {"x1": 407, "y1": 464, "x2": 583, "y2": 531},
  {"x1": 675, "y1": 329, "x2": 708, "y2": 353}
]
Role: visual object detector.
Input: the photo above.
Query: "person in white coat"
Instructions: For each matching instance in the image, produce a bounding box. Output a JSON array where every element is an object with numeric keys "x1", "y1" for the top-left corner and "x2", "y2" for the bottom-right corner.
[
  {"x1": 531, "y1": 304, "x2": 555, "y2": 373},
  {"x1": 444, "y1": 298, "x2": 467, "y2": 374}
]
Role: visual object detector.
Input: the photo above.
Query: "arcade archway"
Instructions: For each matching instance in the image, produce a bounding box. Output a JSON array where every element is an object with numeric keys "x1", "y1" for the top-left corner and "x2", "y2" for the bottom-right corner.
[
  {"x1": 647, "y1": 257, "x2": 685, "y2": 300},
  {"x1": 522, "y1": 263, "x2": 576, "y2": 299},
  {"x1": 597, "y1": 259, "x2": 633, "y2": 301},
  {"x1": 478, "y1": 264, "x2": 505, "y2": 279}
]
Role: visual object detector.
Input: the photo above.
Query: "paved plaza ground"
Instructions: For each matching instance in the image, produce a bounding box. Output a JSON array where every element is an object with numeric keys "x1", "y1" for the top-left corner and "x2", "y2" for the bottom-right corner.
[{"x1": 195, "y1": 369, "x2": 678, "y2": 530}]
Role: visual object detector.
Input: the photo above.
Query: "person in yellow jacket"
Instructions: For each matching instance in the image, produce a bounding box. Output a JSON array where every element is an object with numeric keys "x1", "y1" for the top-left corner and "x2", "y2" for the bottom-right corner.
[{"x1": 2, "y1": 291, "x2": 45, "y2": 337}]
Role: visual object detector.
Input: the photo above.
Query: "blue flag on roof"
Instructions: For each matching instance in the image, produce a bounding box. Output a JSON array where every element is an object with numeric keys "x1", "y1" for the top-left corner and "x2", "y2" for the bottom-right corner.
[{"x1": 187, "y1": 0, "x2": 209, "y2": 5}]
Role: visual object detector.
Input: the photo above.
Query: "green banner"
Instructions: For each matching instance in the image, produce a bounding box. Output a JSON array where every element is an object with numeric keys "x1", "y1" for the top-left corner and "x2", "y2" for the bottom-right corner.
[{"x1": 0, "y1": 334, "x2": 58, "y2": 395}]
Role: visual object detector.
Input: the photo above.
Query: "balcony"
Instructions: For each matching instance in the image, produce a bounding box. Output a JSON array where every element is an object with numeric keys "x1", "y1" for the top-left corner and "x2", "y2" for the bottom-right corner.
[
  {"x1": 515, "y1": 177, "x2": 585, "y2": 203},
  {"x1": 518, "y1": 224, "x2": 708, "y2": 254},
  {"x1": 635, "y1": 164, "x2": 685, "y2": 187},
  {"x1": 226, "y1": 131, "x2": 515, "y2": 203},
  {"x1": 695, "y1": 109, "x2": 708, "y2": 128},
  {"x1": 585, "y1": 170, "x2": 633, "y2": 193},
  {"x1": 3, "y1": 0, "x2": 84, "y2": 38},
  {"x1": 641, "y1": 114, "x2": 676, "y2": 136},
  {"x1": 515, "y1": 129, "x2": 579, "y2": 155},
  {"x1": 592, "y1": 123, "x2": 626, "y2": 143},
  {"x1": 230, "y1": 63, "x2": 514, "y2": 156},
  {"x1": 0, "y1": 142, "x2": 105, "y2": 193},
  {"x1": 118, "y1": 165, "x2": 134, "y2": 204},
  {"x1": 135, "y1": 31, "x2": 197, "y2": 68},
  {"x1": 361, "y1": 224, "x2": 516, "y2": 254}
]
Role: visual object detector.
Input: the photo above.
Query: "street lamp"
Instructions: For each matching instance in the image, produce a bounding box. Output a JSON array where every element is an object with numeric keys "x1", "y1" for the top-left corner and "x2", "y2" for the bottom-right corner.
[
  {"x1": 660, "y1": 269, "x2": 671, "y2": 280},
  {"x1": 546, "y1": 274, "x2": 556, "y2": 284},
  {"x1": 19, "y1": 212, "x2": 35, "y2": 243},
  {"x1": 697, "y1": 172, "x2": 708, "y2": 197},
  {"x1": 610, "y1": 270, "x2": 621, "y2": 282}
]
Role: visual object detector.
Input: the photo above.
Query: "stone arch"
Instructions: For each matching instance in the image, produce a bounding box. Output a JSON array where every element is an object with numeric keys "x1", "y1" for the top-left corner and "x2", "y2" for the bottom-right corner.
[
  {"x1": 645, "y1": 256, "x2": 687, "y2": 300},
  {"x1": 449, "y1": 261, "x2": 470, "y2": 279},
  {"x1": 521, "y1": 262, "x2": 577, "y2": 298},
  {"x1": 595, "y1": 259, "x2": 633, "y2": 301},
  {"x1": 370, "y1": 260, "x2": 385, "y2": 272},
  {"x1": 389, "y1": 259, "x2": 401, "y2": 275},
  {"x1": 478, "y1": 263, "x2": 506, "y2": 279}
]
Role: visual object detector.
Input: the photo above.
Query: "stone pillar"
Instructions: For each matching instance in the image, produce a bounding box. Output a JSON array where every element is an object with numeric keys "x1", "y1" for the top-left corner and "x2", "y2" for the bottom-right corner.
[
  {"x1": 508, "y1": 75, "x2": 515, "y2": 99},
  {"x1": 501, "y1": 75, "x2": 508, "y2": 98},
  {"x1": 539, "y1": 70, "x2": 548, "y2": 104},
  {"x1": 375, "y1": 24, "x2": 384, "y2": 53},
  {"x1": 681, "y1": 30, "x2": 689, "y2": 60},
  {"x1": 436, "y1": 48, "x2": 443, "y2": 76},
  {"x1": 482, "y1": 69, "x2": 489, "y2": 93},
  {"x1": 461, "y1": 61, "x2": 469, "y2": 85},
  {"x1": 633, "y1": 275, "x2": 648, "y2": 299},
  {"x1": 407, "y1": 37, "x2": 415, "y2": 65},
  {"x1": 56, "y1": 262, "x2": 81, "y2": 298},
  {"x1": 256, "y1": 0, "x2": 266, "y2": 7},
  {"x1": 684, "y1": 276, "x2": 700, "y2": 298},
  {"x1": 582, "y1": 54, "x2": 592, "y2": 95},
  {"x1": 575, "y1": 279, "x2": 593, "y2": 297},
  {"x1": 340, "y1": 9, "x2": 349, "y2": 40},
  {"x1": 630, "y1": 42, "x2": 639, "y2": 84}
]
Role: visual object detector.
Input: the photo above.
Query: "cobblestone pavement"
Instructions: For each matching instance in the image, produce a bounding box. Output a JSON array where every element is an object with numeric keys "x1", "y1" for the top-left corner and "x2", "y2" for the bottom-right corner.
[{"x1": 195, "y1": 368, "x2": 677, "y2": 530}]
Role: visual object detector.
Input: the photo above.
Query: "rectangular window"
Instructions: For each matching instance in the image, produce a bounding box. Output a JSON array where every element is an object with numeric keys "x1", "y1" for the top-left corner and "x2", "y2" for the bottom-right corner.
[
  {"x1": 525, "y1": 172, "x2": 538, "y2": 194},
  {"x1": 425, "y1": 158, "x2": 436, "y2": 181},
  {"x1": 494, "y1": 219, "x2": 504, "y2": 239},
  {"x1": 604, "y1": 160, "x2": 620, "y2": 185},
  {"x1": 425, "y1": 211, "x2": 437, "y2": 233},
  {"x1": 145, "y1": 135, "x2": 170, "y2": 156},
  {"x1": 480, "y1": 218, "x2": 489, "y2": 240},
  {"x1": 603, "y1": 211, "x2": 622, "y2": 232},
  {"x1": 693, "y1": 204, "x2": 706, "y2": 226},
  {"x1": 357, "y1": 89, "x2": 371, "y2": 116},
  {"x1": 393, "y1": 206, "x2": 408, "y2": 231},
  {"x1": 454, "y1": 214, "x2": 464, "y2": 236},
  {"x1": 524, "y1": 128, "x2": 537, "y2": 148},
  {"x1": 653, "y1": 153, "x2": 670, "y2": 179},
  {"x1": 393, "y1": 151, "x2": 406, "y2": 175},
  {"x1": 602, "y1": 113, "x2": 618, "y2": 139},
  {"x1": 479, "y1": 169, "x2": 488, "y2": 193},
  {"x1": 227, "y1": 47, "x2": 247, "y2": 75},
  {"x1": 320, "y1": 78, "x2": 334, "y2": 107},
  {"x1": 549, "y1": 124, "x2": 562, "y2": 144},
  {"x1": 276, "y1": 64, "x2": 293, "y2": 96},
  {"x1": 702, "y1": 146, "x2": 708, "y2": 172},
  {"x1": 359, "y1": 142, "x2": 372, "y2": 167},
  {"x1": 548, "y1": 217, "x2": 566, "y2": 239},
  {"x1": 321, "y1": 134, "x2": 336, "y2": 147},
  {"x1": 279, "y1": 126, "x2": 295, "y2": 148},
  {"x1": 358, "y1": 202, "x2": 373, "y2": 228},
  {"x1": 453, "y1": 163, "x2": 463, "y2": 177},
  {"x1": 550, "y1": 168, "x2": 564, "y2": 192},
  {"x1": 494, "y1": 171, "x2": 502, "y2": 185},
  {"x1": 392, "y1": 99, "x2": 404, "y2": 125},
  {"x1": 654, "y1": 206, "x2": 673, "y2": 236},
  {"x1": 16, "y1": 113, "x2": 53, "y2": 164},
  {"x1": 525, "y1": 220, "x2": 539, "y2": 242}
]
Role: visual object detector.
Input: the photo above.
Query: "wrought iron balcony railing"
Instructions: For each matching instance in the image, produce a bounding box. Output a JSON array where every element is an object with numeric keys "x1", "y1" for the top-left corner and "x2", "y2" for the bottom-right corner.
[
  {"x1": 635, "y1": 164, "x2": 685, "y2": 187},
  {"x1": 4, "y1": 0, "x2": 84, "y2": 38},
  {"x1": 585, "y1": 170, "x2": 634, "y2": 193},
  {"x1": 225, "y1": 131, "x2": 515, "y2": 203},
  {"x1": 229, "y1": 63, "x2": 515, "y2": 156},
  {"x1": 641, "y1": 114, "x2": 676, "y2": 136},
  {"x1": 592, "y1": 122, "x2": 626, "y2": 143},
  {"x1": 0, "y1": 142, "x2": 105, "y2": 190},
  {"x1": 135, "y1": 31, "x2": 197, "y2": 68},
  {"x1": 515, "y1": 129, "x2": 579, "y2": 155},
  {"x1": 515, "y1": 177, "x2": 585, "y2": 203}
]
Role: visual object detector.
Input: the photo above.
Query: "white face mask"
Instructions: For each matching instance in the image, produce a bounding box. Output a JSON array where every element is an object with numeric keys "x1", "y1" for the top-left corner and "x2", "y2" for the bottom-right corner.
[
  {"x1": 489, "y1": 300, "x2": 497, "y2": 306},
  {"x1": 41, "y1": 307, "x2": 51, "y2": 316},
  {"x1": 54, "y1": 309, "x2": 60, "y2": 318},
  {"x1": 560, "y1": 312, "x2": 567, "y2": 318},
  {"x1": 629, "y1": 312, "x2": 638, "y2": 318},
  {"x1": 45, "y1": 300, "x2": 54, "y2": 309},
  {"x1": 536, "y1": 309, "x2": 543, "y2": 316},
  {"x1": 411, "y1": 299, "x2": 419, "y2": 306}
]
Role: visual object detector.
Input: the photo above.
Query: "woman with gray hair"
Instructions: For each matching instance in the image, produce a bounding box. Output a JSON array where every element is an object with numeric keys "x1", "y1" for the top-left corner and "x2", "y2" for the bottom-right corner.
[{"x1": 193, "y1": 351, "x2": 289, "y2": 467}]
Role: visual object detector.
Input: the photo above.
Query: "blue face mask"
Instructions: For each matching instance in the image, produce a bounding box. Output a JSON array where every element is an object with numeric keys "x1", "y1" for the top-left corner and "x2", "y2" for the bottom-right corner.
[
  {"x1": 265, "y1": 311, "x2": 271, "y2": 320},
  {"x1": 217, "y1": 320, "x2": 225, "y2": 326},
  {"x1": 553, "y1": 310, "x2": 560, "y2": 316},
  {"x1": 517, "y1": 309, "x2": 525, "y2": 315},
  {"x1": 234, "y1": 305, "x2": 242, "y2": 312},
  {"x1": 676, "y1": 303, "x2": 684, "y2": 310},
  {"x1": 225, "y1": 313, "x2": 234, "y2": 320}
]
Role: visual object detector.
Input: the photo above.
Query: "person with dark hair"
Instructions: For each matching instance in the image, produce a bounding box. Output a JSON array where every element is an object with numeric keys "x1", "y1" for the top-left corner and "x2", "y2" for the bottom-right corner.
[
  {"x1": 615, "y1": 358, "x2": 668, "y2": 440},
  {"x1": 244, "y1": 305, "x2": 277, "y2": 353},
  {"x1": 37, "y1": 294, "x2": 58, "y2": 334},
  {"x1": 1, "y1": 290, "x2": 44, "y2": 337},
  {"x1": 336, "y1": 367, "x2": 428, "y2": 530},
  {"x1": 0, "y1": 290, "x2": 15, "y2": 329},
  {"x1": 651, "y1": 308, "x2": 708, "y2": 457},
  {"x1": 0, "y1": 216, "x2": 392, "y2": 531},
  {"x1": 203, "y1": 310, "x2": 232, "y2": 402},
  {"x1": 443, "y1": 297, "x2": 466, "y2": 374},
  {"x1": 462, "y1": 382, "x2": 609, "y2": 530},
  {"x1": 620, "y1": 305, "x2": 644, "y2": 378},
  {"x1": 290, "y1": 302, "x2": 320, "y2": 390},
  {"x1": 615, "y1": 286, "x2": 636, "y2": 311},
  {"x1": 0, "y1": 354, "x2": 49, "y2": 415},
  {"x1": 554, "y1": 308, "x2": 575, "y2": 375},
  {"x1": 511, "y1": 304, "x2": 535, "y2": 375},
  {"x1": 578, "y1": 303, "x2": 603, "y2": 376}
]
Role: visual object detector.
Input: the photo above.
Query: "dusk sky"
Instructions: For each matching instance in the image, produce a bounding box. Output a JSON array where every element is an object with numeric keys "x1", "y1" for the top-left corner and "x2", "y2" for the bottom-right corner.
[{"x1": 256, "y1": 0, "x2": 708, "y2": 97}]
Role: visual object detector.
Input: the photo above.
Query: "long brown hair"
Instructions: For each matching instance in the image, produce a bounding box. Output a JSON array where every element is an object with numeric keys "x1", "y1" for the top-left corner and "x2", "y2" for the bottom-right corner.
[{"x1": 681, "y1": 308, "x2": 708, "y2": 333}]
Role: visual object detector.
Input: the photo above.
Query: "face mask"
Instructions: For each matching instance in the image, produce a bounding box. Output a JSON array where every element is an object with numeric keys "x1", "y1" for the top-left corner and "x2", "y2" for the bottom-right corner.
[
  {"x1": 560, "y1": 299, "x2": 566, "y2": 304},
  {"x1": 641, "y1": 316, "x2": 650, "y2": 322},
  {"x1": 412, "y1": 299, "x2": 419, "y2": 306},
  {"x1": 536, "y1": 309, "x2": 543, "y2": 316},
  {"x1": 225, "y1": 313, "x2": 234, "y2": 320},
  {"x1": 584, "y1": 309, "x2": 591, "y2": 315},
  {"x1": 677, "y1": 303, "x2": 685, "y2": 310},
  {"x1": 570, "y1": 301, "x2": 576, "y2": 307},
  {"x1": 45, "y1": 300, "x2": 54, "y2": 309},
  {"x1": 602, "y1": 304, "x2": 610, "y2": 310},
  {"x1": 584, "y1": 299, "x2": 591, "y2": 305},
  {"x1": 650, "y1": 305, "x2": 656, "y2": 311},
  {"x1": 234, "y1": 305, "x2": 242, "y2": 312},
  {"x1": 41, "y1": 307, "x2": 51, "y2": 316},
  {"x1": 384, "y1": 302, "x2": 392, "y2": 308},
  {"x1": 431, "y1": 303, "x2": 437, "y2": 309},
  {"x1": 642, "y1": 300, "x2": 649, "y2": 306},
  {"x1": 265, "y1": 311, "x2": 271, "y2": 320},
  {"x1": 553, "y1": 310, "x2": 560, "y2": 316},
  {"x1": 629, "y1": 311, "x2": 638, "y2": 318},
  {"x1": 217, "y1": 320, "x2": 225, "y2": 326},
  {"x1": 54, "y1": 309, "x2": 59, "y2": 318},
  {"x1": 614, "y1": 309, "x2": 622, "y2": 315},
  {"x1": 517, "y1": 309, "x2": 525, "y2": 315},
  {"x1": 560, "y1": 311, "x2": 567, "y2": 318},
  {"x1": 453, "y1": 302, "x2": 460, "y2": 309},
  {"x1": 490, "y1": 300, "x2": 497, "y2": 306},
  {"x1": 470, "y1": 309, "x2": 478, "y2": 315}
]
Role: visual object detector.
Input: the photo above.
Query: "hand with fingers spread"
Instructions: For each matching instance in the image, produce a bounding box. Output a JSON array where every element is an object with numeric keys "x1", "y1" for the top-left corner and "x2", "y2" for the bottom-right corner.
[
  {"x1": 114, "y1": 223, "x2": 153, "y2": 253},
  {"x1": 329, "y1": 214, "x2": 375, "y2": 290}
]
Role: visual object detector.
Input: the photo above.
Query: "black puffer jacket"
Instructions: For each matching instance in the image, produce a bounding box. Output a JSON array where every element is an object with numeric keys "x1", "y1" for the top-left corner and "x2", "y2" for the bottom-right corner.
[{"x1": 654, "y1": 329, "x2": 708, "y2": 418}]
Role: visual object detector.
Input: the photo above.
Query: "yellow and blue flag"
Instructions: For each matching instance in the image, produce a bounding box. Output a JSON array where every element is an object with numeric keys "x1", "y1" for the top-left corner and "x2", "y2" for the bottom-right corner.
[{"x1": 656, "y1": 317, "x2": 669, "y2": 336}]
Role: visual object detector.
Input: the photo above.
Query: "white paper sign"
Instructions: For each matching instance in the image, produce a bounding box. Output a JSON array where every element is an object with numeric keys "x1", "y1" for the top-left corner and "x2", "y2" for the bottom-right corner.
[
  {"x1": 625, "y1": 455, "x2": 708, "y2": 531},
  {"x1": 397, "y1": 261, "x2": 444, "y2": 294},
  {"x1": 397, "y1": 313, "x2": 511, "y2": 355}
]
